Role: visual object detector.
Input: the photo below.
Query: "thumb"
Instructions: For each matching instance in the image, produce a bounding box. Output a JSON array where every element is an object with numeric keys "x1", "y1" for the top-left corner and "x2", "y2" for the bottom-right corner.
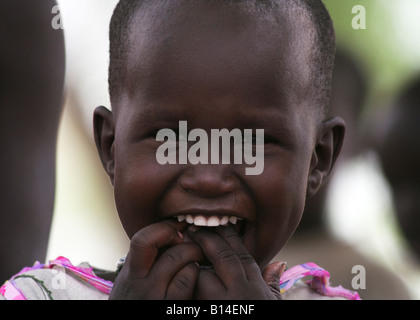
[{"x1": 262, "y1": 261, "x2": 286, "y2": 300}]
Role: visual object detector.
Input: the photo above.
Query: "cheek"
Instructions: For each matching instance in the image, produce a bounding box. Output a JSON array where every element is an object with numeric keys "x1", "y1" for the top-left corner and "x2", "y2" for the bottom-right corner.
[
  {"x1": 112, "y1": 145, "x2": 178, "y2": 238},
  {"x1": 246, "y1": 156, "x2": 309, "y2": 266}
]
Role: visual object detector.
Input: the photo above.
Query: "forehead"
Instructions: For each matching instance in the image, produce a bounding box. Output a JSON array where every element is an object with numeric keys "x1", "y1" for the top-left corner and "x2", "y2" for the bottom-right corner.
[{"x1": 121, "y1": 1, "x2": 314, "y2": 117}]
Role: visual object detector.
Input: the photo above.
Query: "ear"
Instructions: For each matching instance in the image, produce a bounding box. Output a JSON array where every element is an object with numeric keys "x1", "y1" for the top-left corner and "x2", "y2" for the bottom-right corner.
[
  {"x1": 93, "y1": 106, "x2": 115, "y2": 185},
  {"x1": 306, "y1": 117, "x2": 346, "y2": 199}
]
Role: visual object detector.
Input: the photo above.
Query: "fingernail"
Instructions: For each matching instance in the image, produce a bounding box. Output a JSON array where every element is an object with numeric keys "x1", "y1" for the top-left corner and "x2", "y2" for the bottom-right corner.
[
  {"x1": 280, "y1": 261, "x2": 286, "y2": 269},
  {"x1": 279, "y1": 262, "x2": 287, "y2": 277},
  {"x1": 177, "y1": 230, "x2": 184, "y2": 239}
]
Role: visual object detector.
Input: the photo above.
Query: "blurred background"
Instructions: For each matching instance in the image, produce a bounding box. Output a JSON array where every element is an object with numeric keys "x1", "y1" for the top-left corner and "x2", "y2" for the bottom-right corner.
[{"x1": 3, "y1": 0, "x2": 419, "y2": 299}]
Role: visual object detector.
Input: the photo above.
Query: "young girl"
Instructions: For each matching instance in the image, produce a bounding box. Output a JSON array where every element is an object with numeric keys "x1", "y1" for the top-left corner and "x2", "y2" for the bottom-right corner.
[{"x1": 1, "y1": 0, "x2": 360, "y2": 300}]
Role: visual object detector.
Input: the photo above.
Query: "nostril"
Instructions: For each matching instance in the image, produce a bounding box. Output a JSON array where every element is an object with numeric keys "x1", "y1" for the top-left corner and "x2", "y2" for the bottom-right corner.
[{"x1": 179, "y1": 165, "x2": 237, "y2": 197}]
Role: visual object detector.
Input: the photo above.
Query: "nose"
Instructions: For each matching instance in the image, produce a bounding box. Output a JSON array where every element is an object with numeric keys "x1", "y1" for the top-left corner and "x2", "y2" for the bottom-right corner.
[{"x1": 179, "y1": 164, "x2": 237, "y2": 198}]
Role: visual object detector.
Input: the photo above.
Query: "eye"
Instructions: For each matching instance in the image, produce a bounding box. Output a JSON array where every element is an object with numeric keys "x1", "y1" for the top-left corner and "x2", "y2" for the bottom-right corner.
[
  {"x1": 167, "y1": 129, "x2": 187, "y2": 142},
  {"x1": 242, "y1": 131, "x2": 265, "y2": 146},
  {"x1": 154, "y1": 128, "x2": 187, "y2": 142}
]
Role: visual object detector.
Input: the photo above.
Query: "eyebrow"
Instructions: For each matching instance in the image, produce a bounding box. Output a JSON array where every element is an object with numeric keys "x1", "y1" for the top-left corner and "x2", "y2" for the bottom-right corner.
[
  {"x1": 233, "y1": 107, "x2": 292, "y2": 129},
  {"x1": 135, "y1": 98, "x2": 293, "y2": 129},
  {"x1": 136, "y1": 106, "x2": 185, "y2": 124}
]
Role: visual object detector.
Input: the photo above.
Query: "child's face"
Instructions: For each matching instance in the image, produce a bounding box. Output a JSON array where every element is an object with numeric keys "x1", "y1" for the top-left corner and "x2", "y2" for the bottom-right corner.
[{"x1": 96, "y1": 9, "x2": 338, "y2": 269}]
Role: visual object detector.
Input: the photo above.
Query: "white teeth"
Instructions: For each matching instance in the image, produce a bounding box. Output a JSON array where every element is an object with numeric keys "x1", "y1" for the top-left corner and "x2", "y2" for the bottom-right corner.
[
  {"x1": 175, "y1": 215, "x2": 242, "y2": 227},
  {"x1": 207, "y1": 216, "x2": 221, "y2": 227},
  {"x1": 186, "y1": 215, "x2": 194, "y2": 224},
  {"x1": 220, "y1": 216, "x2": 229, "y2": 226},
  {"x1": 229, "y1": 216, "x2": 237, "y2": 224},
  {"x1": 194, "y1": 216, "x2": 207, "y2": 226}
]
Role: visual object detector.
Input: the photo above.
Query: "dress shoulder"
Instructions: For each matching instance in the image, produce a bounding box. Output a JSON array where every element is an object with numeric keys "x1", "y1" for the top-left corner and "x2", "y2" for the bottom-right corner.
[
  {"x1": 279, "y1": 262, "x2": 361, "y2": 300},
  {"x1": 0, "y1": 257, "x2": 113, "y2": 300}
]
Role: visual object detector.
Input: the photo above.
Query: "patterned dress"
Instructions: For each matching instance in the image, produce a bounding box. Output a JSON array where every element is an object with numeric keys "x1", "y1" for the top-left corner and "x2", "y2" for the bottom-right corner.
[{"x1": 0, "y1": 256, "x2": 360, "y2": 300}]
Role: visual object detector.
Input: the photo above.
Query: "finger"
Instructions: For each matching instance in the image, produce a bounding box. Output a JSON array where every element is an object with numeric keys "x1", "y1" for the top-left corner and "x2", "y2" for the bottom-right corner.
[
  {"x1": 195, "y1": 268, "x2": 225, "y2": 300},
  {"x1": 262, "y1": 261, "x2": 286, "y2": 299},
  {"x1": 187, "y1": 226, "x2": 246, "y2": 286},
  {"x1": 166, "y1": 262, "x2": 200, "y2": 300},
  {"x1": 215, "y1": 225, "x2": 261, "y2": 280},
  {"x1": 150, "y1": 241, "x2": 204, "y2": 284},
  {"x1": 161, "y1": 219, "x2": 188, "y2": 232},
  {"x1": 127, "y1": 220, "x2": 185, "y2": 278}
]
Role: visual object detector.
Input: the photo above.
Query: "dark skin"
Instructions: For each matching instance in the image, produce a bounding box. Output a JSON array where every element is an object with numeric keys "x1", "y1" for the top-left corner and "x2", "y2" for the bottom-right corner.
[
  {"x1": 0, "y1": 0, "x2": 65, "y2": 281},
  {"x1": 94, "y1": 3, "x2": 344, "y2": 299}
]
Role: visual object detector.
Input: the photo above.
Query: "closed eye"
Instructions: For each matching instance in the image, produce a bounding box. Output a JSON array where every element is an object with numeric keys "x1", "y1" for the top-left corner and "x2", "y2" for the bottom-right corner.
[
  {"x1": 242, "y1": 132, "x2": 277, "y2": 146},
  {"x1": 154, "y1": 128, "x2": 188, "y2": 142}
]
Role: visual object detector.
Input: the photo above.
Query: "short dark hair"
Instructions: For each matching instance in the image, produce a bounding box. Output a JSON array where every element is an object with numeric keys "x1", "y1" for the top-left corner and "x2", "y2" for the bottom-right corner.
[{"x1": 108, "y1": 0, "x2": 335, "y2": 115}]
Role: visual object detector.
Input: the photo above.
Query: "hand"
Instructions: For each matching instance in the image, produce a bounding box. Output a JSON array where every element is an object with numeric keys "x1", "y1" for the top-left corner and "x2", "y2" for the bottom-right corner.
[
  {"x1": 187, "y1": 225, "x2": 285, "y2": 300},
  {"x1": 109, "y1": 220, "x2": 204, "y2": 299}
]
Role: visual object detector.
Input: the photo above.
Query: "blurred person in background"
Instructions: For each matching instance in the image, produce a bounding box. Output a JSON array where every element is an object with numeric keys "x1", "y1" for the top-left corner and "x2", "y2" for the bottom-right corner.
[
  {"x1": 278, "y1": 50, "x2": 411, "y2": 299},
  {"x1": 0, "y1": 0, "x2": 65, "y2": 281},
  {"x1": 375, "y1": 77, "x2": 420, "y2": 264}
]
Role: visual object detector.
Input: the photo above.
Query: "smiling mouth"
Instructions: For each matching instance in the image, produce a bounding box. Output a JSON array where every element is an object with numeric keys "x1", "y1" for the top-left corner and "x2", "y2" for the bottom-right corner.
[
  {"x1": 175, "y1": 214, "x2": 243, "y2": 227},
  {"x1": 174, "y1": 214, "x2": 247, "y2": 238}
]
